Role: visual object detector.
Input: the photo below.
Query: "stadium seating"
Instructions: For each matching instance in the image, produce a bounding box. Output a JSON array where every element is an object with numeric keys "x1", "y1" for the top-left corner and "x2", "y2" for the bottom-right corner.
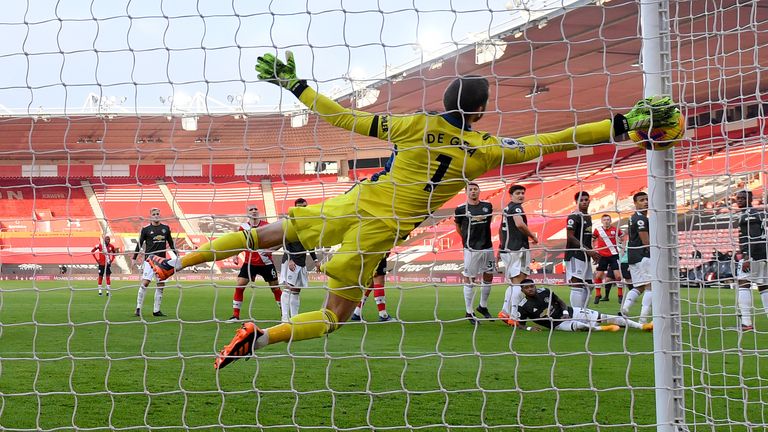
[
  {"x1": 0, "y1": 178, "x2": 102, "y2": 266},
  {"x1": 1, "y1": 134, "x2": 765, "y2": 275},
  {"x1": 90, "y1": 178, "x2": 181, "y2": 234},
  {"x1": 271, "y1": 174, "x2": 356, "y2": 213}
]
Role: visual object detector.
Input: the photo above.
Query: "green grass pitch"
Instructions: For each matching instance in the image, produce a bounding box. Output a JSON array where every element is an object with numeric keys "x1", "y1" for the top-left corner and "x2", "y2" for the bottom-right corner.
[{"x1": 1, "y1": 279, "x2": 766, "y2": 431}]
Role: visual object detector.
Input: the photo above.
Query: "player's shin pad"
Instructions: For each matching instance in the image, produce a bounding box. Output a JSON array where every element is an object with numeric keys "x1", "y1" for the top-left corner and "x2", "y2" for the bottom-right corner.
[{"x1": 181, "y1": 229, "x2": 255, "y2": 268}]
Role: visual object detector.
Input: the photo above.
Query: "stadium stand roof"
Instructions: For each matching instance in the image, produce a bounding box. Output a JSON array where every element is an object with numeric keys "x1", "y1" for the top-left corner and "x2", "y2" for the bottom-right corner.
[{"x1": 0, "y1": 0, "x2": 764, "y2": 164}]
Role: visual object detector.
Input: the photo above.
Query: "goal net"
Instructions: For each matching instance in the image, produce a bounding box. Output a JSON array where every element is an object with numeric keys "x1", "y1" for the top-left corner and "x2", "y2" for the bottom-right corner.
[{"x1": 0, "y1": 0, "x2": 766, "y2": 430}]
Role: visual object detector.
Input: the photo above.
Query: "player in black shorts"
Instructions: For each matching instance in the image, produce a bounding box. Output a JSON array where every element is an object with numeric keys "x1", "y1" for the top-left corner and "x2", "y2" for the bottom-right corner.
[
  {"x1": 230, "y1": 205, "x2": 283, "y2": 321},
  {"x1": 591, "y1": 214, "x2": 625, "y2": 304},
  {"x1": 351, "y1": 253, "x2": 392, "y2": 321},
  {"x1": 455, "y1": 182, "x2": 495, "y2": 324}
]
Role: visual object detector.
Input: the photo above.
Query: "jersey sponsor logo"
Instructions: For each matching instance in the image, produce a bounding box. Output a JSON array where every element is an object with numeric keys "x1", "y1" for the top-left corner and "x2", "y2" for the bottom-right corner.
[
  {"x1": 500, "y1": 137, "x2": 525, "y2": 153},
  {"x1": 380, "y1": 115, "x2": 389, "y2": 132}
]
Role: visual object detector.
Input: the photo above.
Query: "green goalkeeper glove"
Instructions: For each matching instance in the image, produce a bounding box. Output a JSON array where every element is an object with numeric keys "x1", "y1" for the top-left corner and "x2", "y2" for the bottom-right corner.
[
  {"x1": 255, "y1": 51, "x2": 307, "y2": 96},
  {"x1": 613, "y1": 95, "x2": 679, "y2": 135}
]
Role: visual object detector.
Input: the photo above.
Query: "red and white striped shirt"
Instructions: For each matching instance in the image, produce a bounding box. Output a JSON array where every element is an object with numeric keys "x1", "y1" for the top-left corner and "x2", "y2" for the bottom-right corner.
[
  {"x1": 91, "y1": 242, "x2": 117, "y2": 266},
  {"x1": 592, "y1": 226, "x2": 623, "y2": 257}
]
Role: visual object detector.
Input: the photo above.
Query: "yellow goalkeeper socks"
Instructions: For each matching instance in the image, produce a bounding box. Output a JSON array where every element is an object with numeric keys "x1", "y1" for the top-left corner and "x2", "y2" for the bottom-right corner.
[
  {"x1": 180, "y1": 229, "x2": 256, "y2": 267},
  {"x1": 266, "y1": 309, "x2": 339, "y2": 344}
]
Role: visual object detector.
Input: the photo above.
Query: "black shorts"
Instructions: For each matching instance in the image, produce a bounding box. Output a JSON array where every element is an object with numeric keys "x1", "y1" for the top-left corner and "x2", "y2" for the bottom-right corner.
[
  {"x1": 238, "y1": 263, "x2": 278, "y2": 283},
  {"x1": 97, "y1": 264, "x2": 112, "y2": 277},
  {"x1": 620, "y1": 262, "x2": 631, "y2": 280},
  {"x1": 596, "y1": 255, "x2": 620, "y2": 272},
  {"x1": 374, "y1": 253, "x2": 390, "y2": 277}
]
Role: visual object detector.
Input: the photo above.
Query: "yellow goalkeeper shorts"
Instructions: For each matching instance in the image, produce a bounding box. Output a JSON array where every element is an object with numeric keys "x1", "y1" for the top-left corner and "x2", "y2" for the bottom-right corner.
[{"x1": 285, "y1": 192, "x2": 411, "y2": 302}]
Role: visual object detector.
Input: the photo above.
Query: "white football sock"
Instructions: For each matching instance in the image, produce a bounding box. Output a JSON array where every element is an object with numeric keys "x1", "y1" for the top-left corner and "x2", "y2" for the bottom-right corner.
[
  {"x1": 136, "y1": 285, "x2": 147, "y2": 310},
  {"x1": 569, "y1": 287, "x2": 588, "y2": 310},
  {"x1": 510, "y1": 285, "x2": 523, "y2": 320},
  {"x1": 621, "y1": 288, "x2": 641, "y2": 315},
  {"x1": 603, "y1": 313, "x2": 642, "y2": 329},
  {"x1": 557, "y1": 321, "x2": 592, "y2": 332},
  {"x1": 760, "y1": 289, "x2": 768, "y2": 316},
  {"x1": 153, "y1": 287, "x2": 164, "y2": 313},
  {"x1": 738, "y1": 286, "x2": 754, "y2": 327},
  {"x1": 501, "y1": 286, "x2": 512, "y2": 315},
  {"x1": 280, "y1": 291, "x2": 290, "y2": 322},
  {"x1": 463, "y1": 284, "x2": 475, "y2": 314},
  {"x1": 479, "y1": 283, "x2": 492, "y2": 308},
  {"x1": 289, "y1": 290, "x2": 301, "y2": 317},
  {"x1": 640, "y1": 290, "x2": 653, "y2": 324},
  {"x1": 168, "y1": 257, "x2": 181, "y2": 270}
]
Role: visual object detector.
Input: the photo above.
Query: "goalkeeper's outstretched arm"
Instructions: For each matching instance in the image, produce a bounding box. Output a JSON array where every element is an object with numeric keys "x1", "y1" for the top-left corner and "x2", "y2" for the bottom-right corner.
[
  {"x1": 491, "y1": 96, "x2": 681, "y2": 166},
  {"x1": 256, "y1": 52, "x2": 380, "y2": 138}
]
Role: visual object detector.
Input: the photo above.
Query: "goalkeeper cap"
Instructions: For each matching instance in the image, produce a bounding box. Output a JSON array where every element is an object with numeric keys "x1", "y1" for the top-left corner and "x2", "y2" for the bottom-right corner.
[{"x1": 443, "y1": 76, "x2": 489, "y2": 118}]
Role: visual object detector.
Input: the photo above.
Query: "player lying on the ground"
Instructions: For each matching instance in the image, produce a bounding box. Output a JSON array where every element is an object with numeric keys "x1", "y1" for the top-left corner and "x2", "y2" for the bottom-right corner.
[
  {"x1": 515, "y1": 279, "x2": 653, "y2": 332},
  {"x1": 145, "y1": 51, "x2": 679, "y2": 369}
]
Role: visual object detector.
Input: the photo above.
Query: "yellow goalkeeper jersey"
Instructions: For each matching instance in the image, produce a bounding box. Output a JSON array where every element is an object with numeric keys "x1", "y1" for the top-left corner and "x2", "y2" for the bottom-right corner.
[{"x1": 298, "y1": 87, "x2": 613, "y2": 228}]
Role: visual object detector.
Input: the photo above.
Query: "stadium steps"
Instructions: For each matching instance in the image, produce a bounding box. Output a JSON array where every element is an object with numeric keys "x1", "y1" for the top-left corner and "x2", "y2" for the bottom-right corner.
[
  {"x1": 260, "y1": 178, "x2": 279, "y2": 222},
  {"x1": 81, "y1": 179, "x2": 131, "y2": 274}
]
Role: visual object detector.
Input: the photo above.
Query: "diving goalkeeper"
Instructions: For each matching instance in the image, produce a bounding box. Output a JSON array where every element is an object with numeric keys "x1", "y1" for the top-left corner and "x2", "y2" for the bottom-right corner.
[{"x1": 147, "y1": 51, "x2": 681, "y2": 369}]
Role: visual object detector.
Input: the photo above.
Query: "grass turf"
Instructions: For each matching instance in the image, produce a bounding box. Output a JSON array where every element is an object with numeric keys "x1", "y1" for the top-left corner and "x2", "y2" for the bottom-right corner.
[{"x1": 1, "y1": 279, "x2": 766, "y2": 431}]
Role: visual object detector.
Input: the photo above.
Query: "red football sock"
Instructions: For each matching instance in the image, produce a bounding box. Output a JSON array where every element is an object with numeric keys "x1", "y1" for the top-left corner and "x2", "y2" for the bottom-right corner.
[
  {"x1": 272, "y1": 287, "x2": 283, "y2": 302},
  {"x1": 233, "y1": 287, "x2": 245, "y2": 318},
  {"x1": 373, "y1": 285, "x2": 386, "y2": 312},
  {"x1": 105, "y1": 275, "x2": 111, "y2": 285},
  {"x1": 594, "y1": 278, "x2": 602, "y2": 297},
  {"x1": 97, "y1": 276, "x2": 103, "y2": 285}
]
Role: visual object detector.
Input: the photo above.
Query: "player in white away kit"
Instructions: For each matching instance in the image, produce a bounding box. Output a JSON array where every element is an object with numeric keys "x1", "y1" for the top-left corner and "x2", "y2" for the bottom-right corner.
[
  {"x1": 455, "y1": 182, "x2": 495, "y2": 325},
  {"x1": 734, "y1": 190, "x2": 768, "y2": 331},
  {"x1": 620, "y1": 192, "x2": 652, "y2": 323},
  {"x1": 515, "y1": 279, "x2": 652, "y2": 333},
  {"x1": 279, "y1": 198, "x2": 317, "y2": 322},
  {"x1": 564, "y1": 192, "x2": 600, "y2": 309},
  {"x1": 498, "y1": 185, "x2": 538, "y2": 325},
  {"x1": 132, "y1": 208, "x2": 177, "y2": 317},
  {"x1": 592, "y1": 214, "x2": 625, "y2": 304},
  {"x1": 230, "y1": 205, "x2": 283, "y2": 321}
]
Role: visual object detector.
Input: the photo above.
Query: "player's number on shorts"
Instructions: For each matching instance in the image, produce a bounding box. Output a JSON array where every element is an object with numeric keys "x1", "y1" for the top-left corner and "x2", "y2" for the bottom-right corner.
[{"x1": 424, "y1": 154, "x2": 453, "y2": 192}]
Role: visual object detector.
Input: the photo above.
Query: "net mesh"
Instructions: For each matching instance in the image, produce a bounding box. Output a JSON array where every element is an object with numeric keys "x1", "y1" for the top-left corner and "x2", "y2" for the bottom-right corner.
[{"x1": 0, "y1": 0, "x2": 767, "y2": 430}]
